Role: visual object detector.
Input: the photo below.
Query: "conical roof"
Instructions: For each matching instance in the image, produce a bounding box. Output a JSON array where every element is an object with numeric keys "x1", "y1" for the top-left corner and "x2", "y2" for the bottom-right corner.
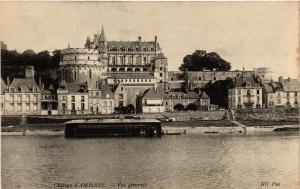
[{"x1": 99, "y1": 25, "x2": 107, "y2": 41}]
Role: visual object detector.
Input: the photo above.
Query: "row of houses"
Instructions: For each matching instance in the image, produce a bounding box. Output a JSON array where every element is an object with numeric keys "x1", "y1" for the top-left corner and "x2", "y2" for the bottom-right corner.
[
  {"x1": 1, "y1": 67, "x2": 212, "y2": 116},
  {"x1": 228, "y1": 76, "x2": 300, "y2": 109}
]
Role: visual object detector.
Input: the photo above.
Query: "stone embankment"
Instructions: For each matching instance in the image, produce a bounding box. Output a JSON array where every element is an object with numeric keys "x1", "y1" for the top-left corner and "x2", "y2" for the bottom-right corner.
[
  {"x1": 235, "y1": 108, "x2": 299, "y2": 122},
  {"x1": 1, "y1": 111, "x2": 226, "y2": 126}
]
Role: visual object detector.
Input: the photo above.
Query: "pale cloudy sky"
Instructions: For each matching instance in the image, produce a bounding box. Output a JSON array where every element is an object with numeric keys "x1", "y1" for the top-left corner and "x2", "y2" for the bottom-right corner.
[{"x1": 0, "y1": 2, "x2": 299, "y2": 79}]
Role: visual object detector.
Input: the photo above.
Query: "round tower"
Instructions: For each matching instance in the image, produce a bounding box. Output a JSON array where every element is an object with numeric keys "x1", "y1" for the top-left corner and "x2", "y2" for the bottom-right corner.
[{"x1": 59, "y1": 48, "x2": 107, "y2": 88}]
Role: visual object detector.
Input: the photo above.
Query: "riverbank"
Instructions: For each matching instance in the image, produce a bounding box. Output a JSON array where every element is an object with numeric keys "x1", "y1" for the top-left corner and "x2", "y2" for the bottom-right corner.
[{"x1": 1, "y1": 120, "x2": 299, "y2": 133}]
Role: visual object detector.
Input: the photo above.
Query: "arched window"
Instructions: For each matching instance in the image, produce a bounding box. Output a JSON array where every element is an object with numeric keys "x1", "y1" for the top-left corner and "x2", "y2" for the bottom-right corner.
[
  {"x1": 111, "y1": 67, "x2": 117, "y2": 72},
  {"x1": 135, "y1": 68, "x2": 140, "y2": 72},
  {"x1": 127, "y1": 68, "x2": 132, "y2": 72}
]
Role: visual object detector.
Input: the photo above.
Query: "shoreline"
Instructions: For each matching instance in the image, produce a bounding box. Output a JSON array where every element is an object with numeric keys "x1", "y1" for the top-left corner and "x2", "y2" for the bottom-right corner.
[{"x1": 1, "y1": 120, "x2": 299, "y2": 135}]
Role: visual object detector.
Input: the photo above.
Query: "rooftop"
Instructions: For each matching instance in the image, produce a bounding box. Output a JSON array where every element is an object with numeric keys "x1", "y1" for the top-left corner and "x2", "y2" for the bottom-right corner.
[
  {"x1": 9, "y1": 78, "x2": 39, "y2": 89},
  {"x1": 65, "y1": 118, "x2": 160, "y2": 124}
]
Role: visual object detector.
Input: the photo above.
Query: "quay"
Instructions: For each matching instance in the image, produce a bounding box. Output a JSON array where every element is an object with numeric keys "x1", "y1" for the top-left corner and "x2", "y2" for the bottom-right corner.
[{"x1": 64, "y1": 119, "x2": 162, "y2": 138}]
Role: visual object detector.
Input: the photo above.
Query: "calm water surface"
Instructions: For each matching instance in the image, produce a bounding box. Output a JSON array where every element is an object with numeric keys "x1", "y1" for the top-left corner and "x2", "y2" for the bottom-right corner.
[{"x1": 2, "y1": 132, "x2": 299, "y2": 189}]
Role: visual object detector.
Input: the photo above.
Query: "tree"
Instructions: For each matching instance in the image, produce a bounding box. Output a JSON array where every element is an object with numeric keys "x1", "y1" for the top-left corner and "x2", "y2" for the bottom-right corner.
[
  {"x1": 174, "y1": 104, "x2": 185, "y2": 111},
  {"x1": 186, "y1": 103, "x2": 198, "y2": 111},
  {"x1": 179, "y1": 50, "x2": 231, "y2": 72},
  {"x1": 203, "y1": 78, "x2": 235, "y2": 108}
]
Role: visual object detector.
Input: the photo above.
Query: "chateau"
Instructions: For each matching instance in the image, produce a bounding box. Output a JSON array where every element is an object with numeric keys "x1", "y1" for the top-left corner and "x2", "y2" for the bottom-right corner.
[{"x1": 59, "y1": 26, "x2": 168, "y2": 92}]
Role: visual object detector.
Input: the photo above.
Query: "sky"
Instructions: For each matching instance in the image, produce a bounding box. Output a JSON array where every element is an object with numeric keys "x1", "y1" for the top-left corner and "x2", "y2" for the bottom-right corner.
[{"x1": 0, "y1": 2, "x2": 299, "y2": 79}]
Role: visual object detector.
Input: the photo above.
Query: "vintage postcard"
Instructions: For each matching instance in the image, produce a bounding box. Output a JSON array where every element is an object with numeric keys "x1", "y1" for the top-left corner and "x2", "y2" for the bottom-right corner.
[{"x1": 0, "y1": 1, "x2": 299, "y2": 189}]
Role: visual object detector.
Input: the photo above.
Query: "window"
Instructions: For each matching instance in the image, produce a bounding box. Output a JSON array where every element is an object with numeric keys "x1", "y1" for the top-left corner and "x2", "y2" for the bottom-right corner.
[
  {"x1": 238, "y1": 89, "x2": 241, "y2": 95},
  {"x1": 247, "y1": 90, "x2": 251, "y2": 95},
  {"x1": 26, "y1": 95, "x2": 30, "y2": 102},
  {"x1": 143, "y1": 57, "x2": 147, "y2": 64},
  {"x1": 238, "y1": 97, "x2": 241, "y2": 103},
  {"x1": 199, "y1": 77, "x2": 201, "y2": 80},
  {"x1": 81, "y1": 103, "x2": 84, "y2": 110},
  {"x1": 72, "y1": 103, "x2": 75, "y2": 111},
  {"x1": 62, "y1": 103, "x2": 66, "y2": 110},
  {"x1": 96, "y1": 92, "x2": 99, "y2": 96},
  {"x1": 81, "y1": 96, "x2": 84, "y2": 102},
  {"x1": 109, "y1": 101, "x2": 112, "y2": 107},
  {"x1": 151, "y1": 48, "x2": 154, "y2": 52},
  {"x1": 257, "y1": 90, "x2": 260, "y2": 94},
  {"x1": 89, "y1": 70, "x2": 92, "y2": 79},
  {"x1": 286, "y1": 92, "x2": 290, "y2": 97},
  {"x1": 71, "y1": 96, "x2": 75, "y2": 102},
  {"x1": 277, "y1": 99, "x2": 281, "y2": 104},
  {"x1": 26, "y1": 104, "x2": 30, "y2": 111},
  {"x1": 118, "y1": 94, "x2": 123, "y2": 99},
  {"x1": 213, "y1": 77, "x2": 216, "y2": 80},
  {"x1": 295, "y1": 92, "x2": 298, "y2": 97},
  {"x1": 17, "y1": 95, "x2": 21, "y2": 102},
  {"x1": 277, "y1": 93, "x2": 281, "y2": 97},
  {"x1": 270, "y1": 95, "x2": 273, "y2": 100},
  {"x1": 112, "y1": 57, "x2": 116, "y2": 64},
  {"x1": 257, "y1": 96, "x2": 260, "y2": 102},
  {"x1": 160, "y1": 73, "x2": 163, "y2": 77},
  {"x1": 119, "y1": 101, "x2": 123, "y2": 107},
  {"x1": 62, "y1": 96, "x2": 66, "y2": 101},
  {"x1": 160, "y1": 67, "x2": 163, "y2": 71},
  {"x1": 91, "y1": 107, "x2": 93, "y2": 112},
  {"x1": 88, "y1": 56, "x2": 89, "y2": 60},
  {"x1": 33, "y1": 104, "x2": 37, "y2": 111},
  {"x1": 104, "y1": 101, "x2": 107, "y2": 107}
]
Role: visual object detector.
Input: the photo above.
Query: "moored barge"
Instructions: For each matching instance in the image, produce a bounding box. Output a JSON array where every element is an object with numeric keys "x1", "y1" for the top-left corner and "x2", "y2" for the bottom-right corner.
[{"x1": 64, "y1": 119, "x2": 162, "y2": 138}]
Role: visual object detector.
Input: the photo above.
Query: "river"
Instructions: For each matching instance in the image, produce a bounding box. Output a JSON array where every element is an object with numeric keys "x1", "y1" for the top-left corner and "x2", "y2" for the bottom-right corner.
[{"x1": 1, "y1": 132, "x2": 299, "y2": 189}]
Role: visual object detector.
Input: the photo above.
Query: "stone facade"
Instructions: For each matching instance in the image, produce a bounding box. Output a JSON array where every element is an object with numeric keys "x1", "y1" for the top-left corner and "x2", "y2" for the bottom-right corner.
[
  {"x1": 228, "y1": 76, "x2": 263, "y2": 109},
  {"x1": 263, "y1": 78, "x2": 300, "y2": 108}
]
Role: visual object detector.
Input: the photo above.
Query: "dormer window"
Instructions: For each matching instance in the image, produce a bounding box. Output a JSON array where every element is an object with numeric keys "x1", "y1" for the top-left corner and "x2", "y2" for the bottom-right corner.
[{"x1": 246, "y1": 81, "x2": 251, "y2": 87}]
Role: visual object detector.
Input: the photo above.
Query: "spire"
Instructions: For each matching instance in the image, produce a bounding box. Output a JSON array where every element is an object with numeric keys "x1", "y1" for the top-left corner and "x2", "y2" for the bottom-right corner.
[
  {"x1": 68, "y1": 42, "x2": 71, "y2": 48},
  {"x1": 99, "y1": 25, "x2": 106, "y2": 41},
  {"x1": 85, "y1": 36, "x2": 91, "y2": 48}
]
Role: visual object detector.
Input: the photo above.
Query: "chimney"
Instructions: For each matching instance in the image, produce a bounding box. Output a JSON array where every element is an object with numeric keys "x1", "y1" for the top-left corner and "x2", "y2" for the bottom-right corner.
[
  {"x1": 39, "y1": 76, "x2": 42, "y2": 86},
  {"x1": 138, "y1": 36, "x2": 141, "y2": 42},
  {"x1": 6, "y1": 76, "x2": 10, "y2": 86},
  {"x1": 25, "y1": 66, "x2": 34, "y2": 79},
  {"x1": 154, "y1": 36, "x2": 157, "y2": 42}
]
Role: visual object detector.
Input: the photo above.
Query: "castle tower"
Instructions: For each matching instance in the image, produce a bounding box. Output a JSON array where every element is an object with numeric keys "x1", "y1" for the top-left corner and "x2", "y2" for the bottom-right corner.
[
  {"x1": 153, "y1": 53, "x2": 168, "y2": 92},
  {"x1": 59, "y1": 48, "x2": 107, "y2": 89}
]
